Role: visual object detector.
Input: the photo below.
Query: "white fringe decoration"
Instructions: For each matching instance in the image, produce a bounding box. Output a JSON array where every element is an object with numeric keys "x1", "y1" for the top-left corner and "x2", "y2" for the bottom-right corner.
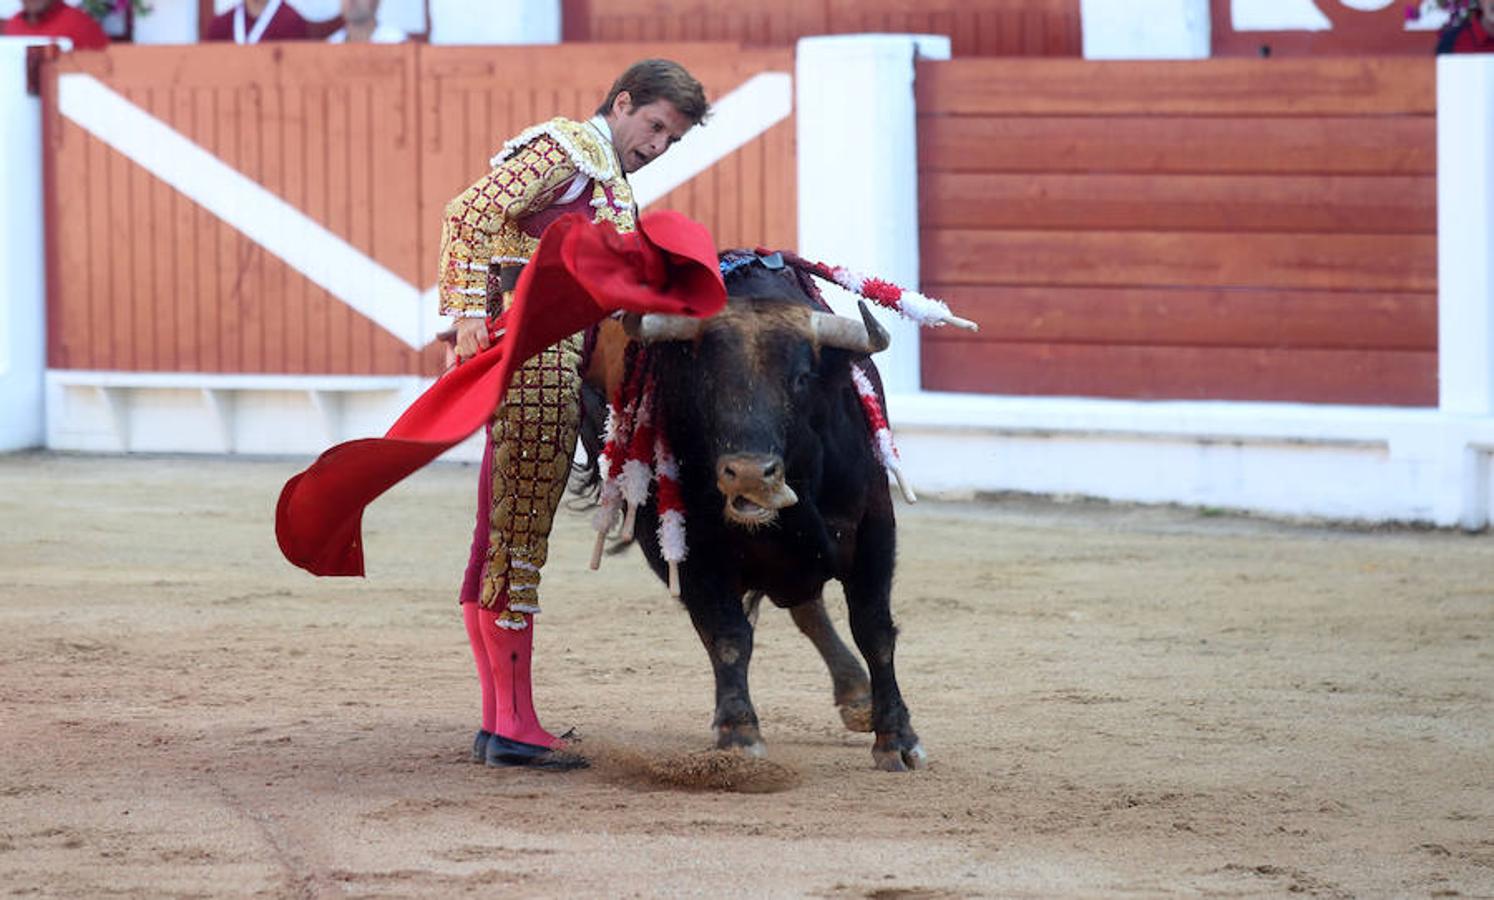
[{"x1": 490, "y1": 118, "x2": 615, "y2": 181}]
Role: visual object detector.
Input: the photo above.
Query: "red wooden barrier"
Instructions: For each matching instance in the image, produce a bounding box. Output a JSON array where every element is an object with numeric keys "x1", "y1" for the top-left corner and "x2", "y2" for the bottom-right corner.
[{"x1": 915, "y1": 57, "x2": 1438, "y2": 405}]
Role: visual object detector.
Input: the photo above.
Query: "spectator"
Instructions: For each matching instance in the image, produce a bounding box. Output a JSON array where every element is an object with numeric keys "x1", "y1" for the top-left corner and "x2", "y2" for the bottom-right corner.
[
  {"x1": 205, "y1": 0, "x2": 309, "y2": 43},
  {"x1": 3, "y1": 0, "x2": 108, "y2": 49},
  {"x1": 327, "y1": 0, "x2": 404, "y2": 43},
  {"x1": 1434, "y1": 1, "x2": 1494, "y2": 53}
]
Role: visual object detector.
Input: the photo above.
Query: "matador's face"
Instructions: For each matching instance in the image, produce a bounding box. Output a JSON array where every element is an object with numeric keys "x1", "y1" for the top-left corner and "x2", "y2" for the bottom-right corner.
[{"x1": 606, "y1": 93, "x2": 694, "y2": 174}]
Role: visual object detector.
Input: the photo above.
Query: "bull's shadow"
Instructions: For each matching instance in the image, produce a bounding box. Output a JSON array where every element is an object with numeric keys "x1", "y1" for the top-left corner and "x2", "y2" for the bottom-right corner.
[{"x1": 576, "y1": 254, "x2": 926, "y2": 772}]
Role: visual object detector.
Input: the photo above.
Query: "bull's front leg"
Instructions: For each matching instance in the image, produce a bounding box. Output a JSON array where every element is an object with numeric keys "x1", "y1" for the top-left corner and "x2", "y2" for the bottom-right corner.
[
  {"x1": 843, "y1": 509, "x2": 926, "y2": 771},
  {"x1": 680, "y1": 570, "x2": 764, "y2": 756}
]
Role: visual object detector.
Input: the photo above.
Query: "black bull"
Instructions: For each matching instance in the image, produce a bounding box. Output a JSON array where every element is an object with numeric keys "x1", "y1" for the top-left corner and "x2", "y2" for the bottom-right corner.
[{"x1": 581, "y1": 261, "x2": 926, "y2": 771}]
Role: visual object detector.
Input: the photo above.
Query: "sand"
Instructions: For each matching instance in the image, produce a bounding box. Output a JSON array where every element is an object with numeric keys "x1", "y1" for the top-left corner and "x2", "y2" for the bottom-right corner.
[{"x1": 1, "y1": 452, "x2": 1490, "y2": 898}]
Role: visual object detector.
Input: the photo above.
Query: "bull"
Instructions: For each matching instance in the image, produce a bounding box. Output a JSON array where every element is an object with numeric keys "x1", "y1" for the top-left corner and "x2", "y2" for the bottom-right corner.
[{"x1": 584, "y1": 255, "x2": 927, "y2": 771}]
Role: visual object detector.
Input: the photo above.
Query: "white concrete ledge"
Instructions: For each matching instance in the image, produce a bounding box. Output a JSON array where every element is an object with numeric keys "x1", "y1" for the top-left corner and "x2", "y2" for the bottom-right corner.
[
  {"x1": 43, "y1": 370, "x2": 484, "y2": 462},
  {"x1": 47, "y1": 370, "x2": 417, "y2": 392},
  {"x1": 888, "y1": 392, "x2": 1494, "y2": 530}
]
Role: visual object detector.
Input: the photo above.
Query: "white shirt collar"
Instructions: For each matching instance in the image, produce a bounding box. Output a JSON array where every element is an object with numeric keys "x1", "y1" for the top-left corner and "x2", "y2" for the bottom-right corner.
[{"x1": 588, "y1": 115, "x2": 623, "y2": 177}]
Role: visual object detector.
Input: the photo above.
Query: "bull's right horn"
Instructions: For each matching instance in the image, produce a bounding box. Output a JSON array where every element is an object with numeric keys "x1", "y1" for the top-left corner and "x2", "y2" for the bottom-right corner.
[
  {"x1": 810, "y1": 301, "x2": 891, "y2": 355},
  {"x1": 622, "y1": 312, "x2": 706, "y2": 343}
]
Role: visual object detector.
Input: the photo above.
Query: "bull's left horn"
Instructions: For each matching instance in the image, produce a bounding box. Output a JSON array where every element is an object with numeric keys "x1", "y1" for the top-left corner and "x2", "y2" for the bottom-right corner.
[
  {"x1": 622, "y1": 312, "x2": 706, "y2": 343},
  {"x1": 810, "y1": 302, "x2": 891, "y2": 355}
]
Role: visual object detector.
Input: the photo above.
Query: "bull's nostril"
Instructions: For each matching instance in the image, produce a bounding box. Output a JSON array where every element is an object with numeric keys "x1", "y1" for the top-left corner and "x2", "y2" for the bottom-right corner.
[{"x1": 723, "y1": 465, "x2": 738, "y2": 479}]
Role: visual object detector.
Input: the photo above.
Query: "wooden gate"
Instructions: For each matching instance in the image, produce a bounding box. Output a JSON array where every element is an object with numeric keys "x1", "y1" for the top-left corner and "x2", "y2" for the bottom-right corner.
[
  {"x1": 43, "y1": 45, "x2": 430, "y2": 377},
  {"x1": 916, "y1": 57, "x2": 1438, "y2": 406},
  {"x1": 41, "y1": 43, "x2": 795, "y2": 378}
]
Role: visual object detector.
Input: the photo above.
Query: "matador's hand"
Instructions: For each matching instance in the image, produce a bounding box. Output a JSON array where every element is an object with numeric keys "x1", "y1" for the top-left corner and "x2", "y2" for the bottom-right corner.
[{"x1": 454, "y1": 317, "x2": 492, "y2": 362}]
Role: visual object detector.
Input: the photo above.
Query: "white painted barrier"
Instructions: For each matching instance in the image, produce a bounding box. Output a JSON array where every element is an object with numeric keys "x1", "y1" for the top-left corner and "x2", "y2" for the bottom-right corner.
[
  {"x1": 796, "y1": 34, "x2": 950, "y2": 396},
  {"x1": 427, "y1": 0, "x2": 559, "y2": 44},
  {"x1": 1437, "y1": 55, "x2": 1494, "y2": 418},
  {"x1": 0, "y1": 38, "x2": 51, "y2": 452},
  {"x1": 1080, "y1": 0, "x2": 1212, "y2": 59}
]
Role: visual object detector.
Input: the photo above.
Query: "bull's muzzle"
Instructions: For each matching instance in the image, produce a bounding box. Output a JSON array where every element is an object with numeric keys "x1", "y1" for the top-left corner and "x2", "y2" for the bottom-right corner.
[{"x1": 716, "y1": 453, "x2": 798, "y2": 527}]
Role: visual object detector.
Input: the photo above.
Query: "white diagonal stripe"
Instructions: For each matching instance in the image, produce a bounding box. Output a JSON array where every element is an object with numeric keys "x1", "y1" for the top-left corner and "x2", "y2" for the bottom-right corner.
[
  {"x1": 631, "y1": 73, "x2": 793, "y2": 208},
  {"x1": 58, "y1": 71, "x2": 792, "y2": 351},
  {"x1": 58, "y1": 74, "x2": 427, "y2": 348}
]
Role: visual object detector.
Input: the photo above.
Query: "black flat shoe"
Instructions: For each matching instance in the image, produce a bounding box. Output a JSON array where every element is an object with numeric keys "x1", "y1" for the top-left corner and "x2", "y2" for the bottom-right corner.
[
  {"x1": 484, "y1": 733, "x2": 589, "y2": 770},
  {"x1": 471, "y1": 729, "x2": 494, "y2": 763}
]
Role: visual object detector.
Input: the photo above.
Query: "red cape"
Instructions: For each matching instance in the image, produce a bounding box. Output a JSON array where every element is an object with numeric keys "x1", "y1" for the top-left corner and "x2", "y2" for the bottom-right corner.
[{"x1": 275, "y1": 211, "x2": 725, "y2": 577}]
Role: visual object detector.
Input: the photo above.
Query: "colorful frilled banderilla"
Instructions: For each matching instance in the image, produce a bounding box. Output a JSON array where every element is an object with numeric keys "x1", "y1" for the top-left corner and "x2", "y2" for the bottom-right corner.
[{"x1": 589, "y1": 250, "x2": 978, "y2": 595}]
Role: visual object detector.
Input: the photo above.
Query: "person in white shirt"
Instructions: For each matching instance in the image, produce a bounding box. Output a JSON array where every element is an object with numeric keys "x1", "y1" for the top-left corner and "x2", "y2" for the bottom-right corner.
[{"x1": 327, "y1": 0, "x2": 405, "y2": 43}]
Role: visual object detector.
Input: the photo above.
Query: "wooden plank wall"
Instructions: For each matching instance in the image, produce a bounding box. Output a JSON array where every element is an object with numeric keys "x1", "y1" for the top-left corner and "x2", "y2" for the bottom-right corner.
[
  {"x1": 562, "y1": 0, "x2": 1082, "y2": 57},
  {"x1": 418, "y1": 43, "x2": 795, "y2": 266},
  {"x1": 916, "y1": 58, "x2": 1439, "y2": 406},
  {"x1": 43, "y1": 43, "x2": 794, "y2": 376}
]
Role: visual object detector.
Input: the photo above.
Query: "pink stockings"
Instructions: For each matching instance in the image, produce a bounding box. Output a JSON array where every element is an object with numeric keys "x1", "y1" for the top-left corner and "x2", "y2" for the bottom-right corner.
[
  {"x1": 459, "y1": 434, "x2": 559, "y2": 749},
  {"x1": 461, "y1": 600, "x2": 557, "y2": 748}
]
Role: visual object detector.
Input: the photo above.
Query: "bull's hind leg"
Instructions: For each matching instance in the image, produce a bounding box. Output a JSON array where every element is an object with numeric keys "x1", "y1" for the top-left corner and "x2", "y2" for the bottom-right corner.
[
  {"x1": 685, "y1": 579, "x2": 764, "y2": 755},
  {"x1": 743, "y1": 591, "x2": 872, "y2": 731},
  {"x1": 843, "y1": 510, "x2": 926, "y2": 771},
  {"x1": 784, "y1": 595, "x2": 874, "y2": 732}
]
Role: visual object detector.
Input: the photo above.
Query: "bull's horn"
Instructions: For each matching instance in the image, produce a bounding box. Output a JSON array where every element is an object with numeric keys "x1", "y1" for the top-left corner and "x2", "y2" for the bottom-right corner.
[
  {"x1": 810, "y1": 302, "x2": 890, "y2": 355},
  {"x1": 622, "y1": 312, "x2": 706, "y2": 343}
]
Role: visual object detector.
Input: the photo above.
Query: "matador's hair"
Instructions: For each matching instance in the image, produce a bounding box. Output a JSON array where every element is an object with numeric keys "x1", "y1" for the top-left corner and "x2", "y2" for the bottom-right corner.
[{"x1": 595, "y1": 59, "x2": 711, "y2": 126}]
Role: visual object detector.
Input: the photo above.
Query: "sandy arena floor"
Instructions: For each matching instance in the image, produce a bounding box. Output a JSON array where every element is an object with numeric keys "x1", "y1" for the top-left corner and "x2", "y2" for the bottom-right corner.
[{"x1": 0, "y1": 452, "x2": 1490, "y2": 898}]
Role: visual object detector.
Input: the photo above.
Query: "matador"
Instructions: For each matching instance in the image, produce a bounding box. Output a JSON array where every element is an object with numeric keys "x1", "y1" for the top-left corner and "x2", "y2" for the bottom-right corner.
[{"x1": 438, "y1": 59, "x2": 709, "y2": 768}]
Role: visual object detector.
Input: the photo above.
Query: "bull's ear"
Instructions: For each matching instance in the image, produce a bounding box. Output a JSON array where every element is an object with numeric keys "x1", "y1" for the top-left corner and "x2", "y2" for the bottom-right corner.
[{"x1": 620, "y1": 312, "x2": 643, "y2": 340}]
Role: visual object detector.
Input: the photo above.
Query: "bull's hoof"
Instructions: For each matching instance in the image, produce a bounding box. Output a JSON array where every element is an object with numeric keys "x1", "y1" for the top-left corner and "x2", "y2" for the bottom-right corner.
[
  {"x1": 471, "y1": 729, "x2": 494, "y2": 763},
  {"x1": 836, "y1": 696, "x2": 874, "y2": 733},
  {"x1": 732, "y1": 740, "x2": 768, "y2": 759},
  {"x1": 871, "y1": 735, "x2": 928, "y2": 772},
  {"x1": 715, "y1": 724, "x2": 766, "y2": 758}
]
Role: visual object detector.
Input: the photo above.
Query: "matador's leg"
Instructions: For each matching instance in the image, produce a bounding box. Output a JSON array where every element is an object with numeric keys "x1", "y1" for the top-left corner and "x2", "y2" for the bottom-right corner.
[
  {"x1": 476, "y1": 334, "x2": 583, "y2": 751},
  {"x1": 459, "y1": 438, "x2": 498, "y2": 762}
]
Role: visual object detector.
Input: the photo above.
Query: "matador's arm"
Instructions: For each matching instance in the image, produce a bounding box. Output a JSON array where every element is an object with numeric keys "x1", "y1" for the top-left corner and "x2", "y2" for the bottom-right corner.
[{"x1": 436, "y1": 135, "x2": 581, "y2": 318}]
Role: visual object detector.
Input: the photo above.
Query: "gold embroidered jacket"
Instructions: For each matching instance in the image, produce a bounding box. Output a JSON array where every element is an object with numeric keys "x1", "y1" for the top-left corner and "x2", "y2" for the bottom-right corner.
[{"x1": 437, "y1": 117, "x2": 637, "y2": 318}]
